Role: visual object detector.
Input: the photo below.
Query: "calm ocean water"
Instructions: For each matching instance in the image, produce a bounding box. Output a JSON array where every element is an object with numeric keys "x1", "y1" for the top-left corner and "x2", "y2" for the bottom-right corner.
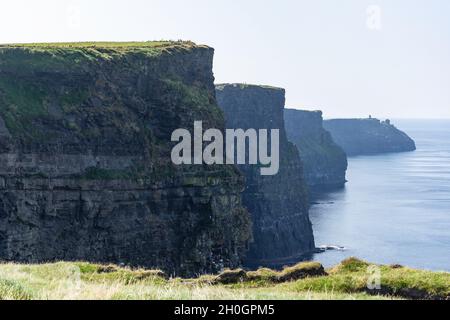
[{"x1": 311, "y1": 119, "x2": 450, "y2": 271}]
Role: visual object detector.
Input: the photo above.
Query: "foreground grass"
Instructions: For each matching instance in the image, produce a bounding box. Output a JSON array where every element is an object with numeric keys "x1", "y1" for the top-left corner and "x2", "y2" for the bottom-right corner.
[{"x1": 0, "y1": 258, "x2": 448, "y2": 300}]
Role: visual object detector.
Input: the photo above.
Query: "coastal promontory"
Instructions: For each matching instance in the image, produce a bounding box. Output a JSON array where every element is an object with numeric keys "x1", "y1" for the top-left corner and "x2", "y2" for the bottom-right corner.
[{"x1": 324, "y1": 118, "x2": 416, "y2": 156}]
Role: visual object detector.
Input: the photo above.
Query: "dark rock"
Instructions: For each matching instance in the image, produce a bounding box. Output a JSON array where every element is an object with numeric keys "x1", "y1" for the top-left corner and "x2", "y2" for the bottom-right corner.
[
  {"x1": 0, "y1": 43, "x2": 252, "y2": 277},
  {"x1": 277, "y1": 262, "x2": 327, "y2": 282},
  {"x1": 0, "y1": 116, "x2": 10, "y2": 137},
  {"x1": 323, "y1": 118, "x2": 416, "y2": 156},
  {"x1": 366, "y1": 286, "x2": 448, "y2": 301},
  {"x1": 215, "y1": 262, "x2": 327, "y2": 284},
  {"x1": 214, "y1": 268, "x2": 248, "y2": 284},
  {"x1": 284, "y1": 109, "x2": 348, "y2": 190},
  {"x1": 215, "y1": 84, "x2": 315, "y2": 267},
  {"x1": 96, "y1": 265, "x2": 119, "y2": 273}
]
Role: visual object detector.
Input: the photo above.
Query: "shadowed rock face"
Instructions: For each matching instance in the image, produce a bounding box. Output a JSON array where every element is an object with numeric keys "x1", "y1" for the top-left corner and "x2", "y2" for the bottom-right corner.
[
  {"x1": 284, "y1": 109, "x2": 348, "y2": 190},
  {"x1": 215, "y1": 84, "x2": 315, "y2": 267},
  {"x1": 323, "y1": 118, "x2": 416, "y2": 156},
  {"x1": 0, "y1": 43, "x2": 251, "y2": 277}
]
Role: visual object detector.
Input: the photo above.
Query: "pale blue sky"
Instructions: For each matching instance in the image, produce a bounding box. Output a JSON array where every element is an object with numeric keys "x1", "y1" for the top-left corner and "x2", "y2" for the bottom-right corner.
[{"x1": 1, "y1": 0, "x2": 450, "y2": 118}]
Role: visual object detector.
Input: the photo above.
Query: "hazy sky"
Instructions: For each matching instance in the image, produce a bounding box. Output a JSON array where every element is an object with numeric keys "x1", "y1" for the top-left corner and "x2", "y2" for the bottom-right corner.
[{"x1": 1, "y1": 0, "x2": 450, "y2": 119}]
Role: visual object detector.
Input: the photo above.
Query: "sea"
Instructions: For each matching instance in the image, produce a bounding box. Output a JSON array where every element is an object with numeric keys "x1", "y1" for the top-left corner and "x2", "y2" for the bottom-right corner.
[{"x1": 311, "y1": 119, "x2": 450, "y2": 271}]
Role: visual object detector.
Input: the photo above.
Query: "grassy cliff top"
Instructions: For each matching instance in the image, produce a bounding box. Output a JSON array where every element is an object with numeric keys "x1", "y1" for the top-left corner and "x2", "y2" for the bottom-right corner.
[
  {"x1": 0, "y1": 40, "x2": 210, "y2": 73},
  {"x1": 0, "y1": 40, "x2": 204, "y2": 50},
  {"x1": 216, "y1": 83, "x2": 285, "y2": 92},
  {"x1": 285, "y1": 108, "x2": 323, "y2": 116},
  {"x1": 0, "y1": 39, "x2": 218, "y2": 141},
  {"x1": 0, "y1": 41, "x2": 209, "y2": 62},
  {"x1": 326, "y1": 117, "x2": 379, "y2": 120}
]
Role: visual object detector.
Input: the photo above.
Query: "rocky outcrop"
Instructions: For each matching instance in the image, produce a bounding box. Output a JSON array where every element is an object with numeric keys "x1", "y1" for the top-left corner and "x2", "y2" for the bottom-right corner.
[
  {"x1": 323, "y1": 118, "x2": 416, "y2": 156},
  {"x1": 215, "y1": 84, "x2": 315, "y2": 267},
  {"x1": 284, "y1": 109, "x2": 347, "y2": 190},
  {"x1": 0, "y1": 42, "x2": 251, "y2": 277}
]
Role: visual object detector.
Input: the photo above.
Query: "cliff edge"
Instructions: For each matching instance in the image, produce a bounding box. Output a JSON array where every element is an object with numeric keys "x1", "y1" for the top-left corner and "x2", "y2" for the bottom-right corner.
[
  {"x1": 216, "y1": 84, "x2": 315, "y2": 267},
  {"x1": 284, "y1": 109, "x2": 348, "y2": 190},
  {"x1": 0, "y1": 42, "x2": 251, "y2": 276}
]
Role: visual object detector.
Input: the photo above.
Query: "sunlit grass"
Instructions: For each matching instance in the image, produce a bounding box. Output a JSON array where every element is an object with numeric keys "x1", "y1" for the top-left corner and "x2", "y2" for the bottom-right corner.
[
  {"x1": 0, "y1": 258, "x2": 447, "y2": 300},
  {"x1": 0, "y1": 41, "x2": 197, "y2": 49}
]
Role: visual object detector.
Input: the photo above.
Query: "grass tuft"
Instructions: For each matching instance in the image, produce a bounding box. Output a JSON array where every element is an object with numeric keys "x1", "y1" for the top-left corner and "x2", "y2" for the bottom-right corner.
[
  {"x1": 330, "y1": 257, "x2": 370, "y2": 273},
  {"x1": 279, "y1": 262, "x2": 327, "y2": 282},
  {"x1": 0, "y1": 278, "x2": 33, "y2": 300}
]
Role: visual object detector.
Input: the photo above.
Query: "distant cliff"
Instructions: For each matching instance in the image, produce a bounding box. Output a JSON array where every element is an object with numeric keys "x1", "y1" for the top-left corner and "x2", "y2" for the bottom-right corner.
[
  {"x1": 323, "y1": 118, "x2": 416, "y2": 156},
  {"x1": 216, "y1": 84, "x2": 315, "y2": 267},
  {"x1": 284, "y1": 109, "x2": 347, "y2": 190},
  {"x1": 0, "y1": 42, "x2": 251, "y2": 277}
]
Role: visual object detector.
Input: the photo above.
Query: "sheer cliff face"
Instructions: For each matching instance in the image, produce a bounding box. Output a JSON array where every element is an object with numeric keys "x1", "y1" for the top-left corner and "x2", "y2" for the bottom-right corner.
[
  {"x1": 284, "y1": 109, "x2": 348, "y2": 190},
  {"x1": 0, "y1": 43, "x2": 251, "y2": 276},
  {"x1": 323, "y1": 118, "x2": 416, "y2": 156},
  {"x1": 215, "y1": 84, "x2": 315, "y2": 267}
]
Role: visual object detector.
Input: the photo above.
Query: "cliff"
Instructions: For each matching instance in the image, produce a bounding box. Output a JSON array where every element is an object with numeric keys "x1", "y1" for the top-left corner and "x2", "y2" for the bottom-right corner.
[
  {"x1": 284, "y1": 109, "x2": 347, "y2": 190},
  {"x1": 323, "y1": 118, "x2": 416, "y2": 156},
  {"x1": 0, "y1": 42, "x2": 251, "y2": 277},
  {"x1": 215, "y1": 84, "x2": 315, "y2": 267}
]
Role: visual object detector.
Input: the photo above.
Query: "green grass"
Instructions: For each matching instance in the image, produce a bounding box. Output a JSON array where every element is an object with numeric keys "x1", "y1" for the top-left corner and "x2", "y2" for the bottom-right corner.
[
  {"x1": 0, "y1": 258, "x2": 447, "y2": 300},
  {"x1": 289, "y1": 258, "x2": 449, "y2": 299},
  {"x1": 0, "y1": 279, "x2": 33, "y2": 300},
  {"x1": 0, "y1": 76, "x2": 49, "y2": 134},
  {"x1": 163, "y1": 79, "x2": 212, "y2": 108},
  {"x1": 0, "y1": 41, "x2": 202, "y2": 72},
  {"x1": 0, "y1": 41, "x2": 195, "y2": 49},
  {"x1": 0, "y1": 41, "x2": 202, "y2": 62}
]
